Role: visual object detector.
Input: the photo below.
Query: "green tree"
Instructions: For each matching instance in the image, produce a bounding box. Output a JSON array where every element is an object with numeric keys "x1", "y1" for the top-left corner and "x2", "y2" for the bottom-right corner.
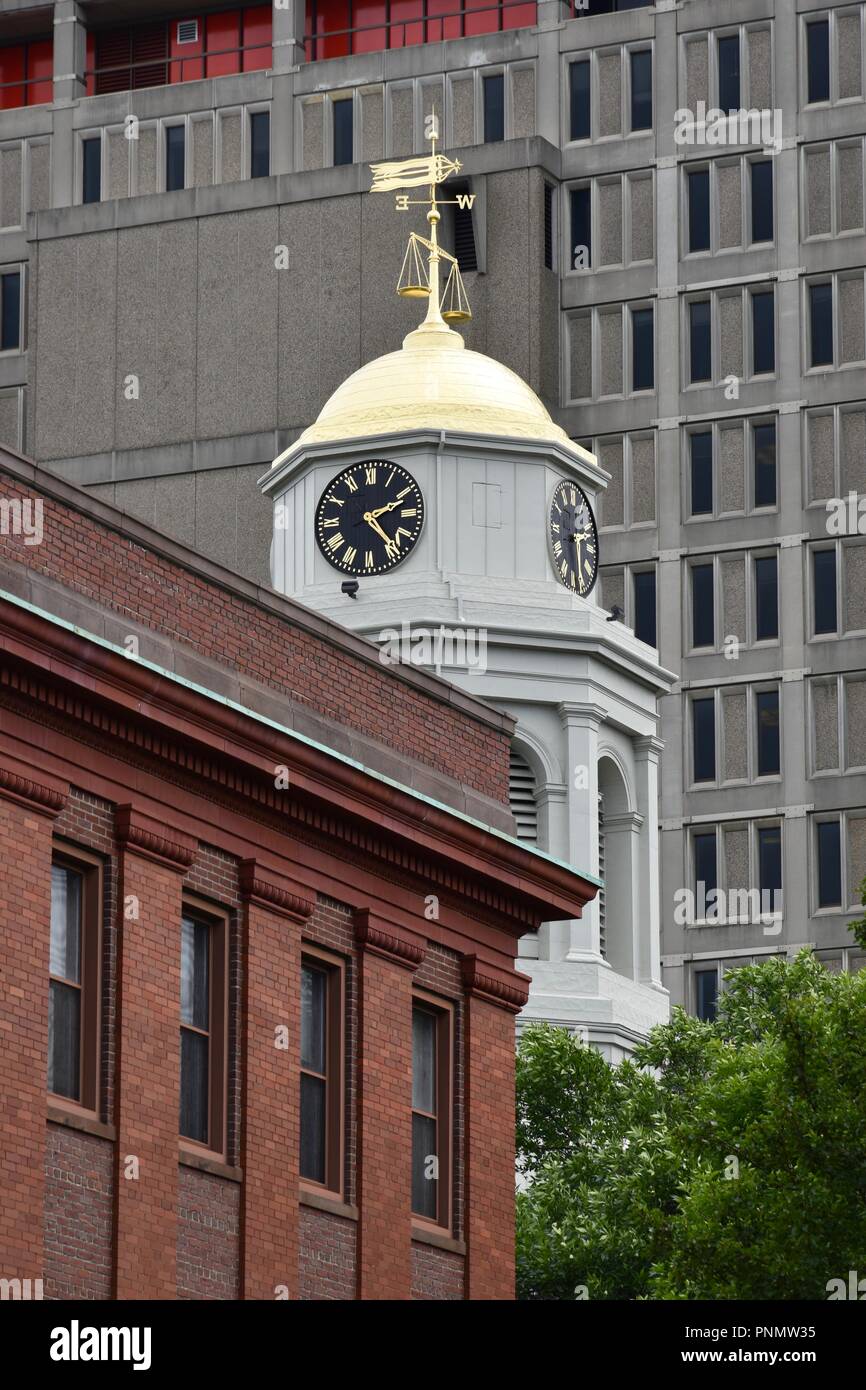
[{"x1": 516, "y1": 952, "x2": 866, "y2": 1300}]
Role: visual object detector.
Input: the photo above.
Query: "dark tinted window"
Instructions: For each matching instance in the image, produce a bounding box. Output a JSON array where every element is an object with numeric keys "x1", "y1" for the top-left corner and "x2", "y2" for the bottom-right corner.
[
  {"x1": 758, "y1": 826, "x2": 782, "y2": 897},
  {"x1": 250, "y1": 111, "x2": 270, "y2": 179},
  {"x1": 300, "y1": 963, "x2": 327, "y2": 1183},
  {"x1": 570, "y1": 60, "x2": 591, "y2": 140},
  {"x1": 813, "y1": 549, "x2": 837, "y2": 634},
  {"x1": 571, "y1": 186, "x2": 592, "y2": 270},
  {"x1": 809, "y1": 283, "x2": 833, "y2": 366},
  {"x1": 752, "y1": 291, "x2": 775, "y2": 374},
  {"x1": 0, "y1": 271, "x2": 21, "y2": 352},
  {"x1": 693, "y1": 696, "x2": 716, "y2": 782},
  {"x1": 690, "y1": 431, "x2": 713, "y2": 515},
  {"x1": 688, "y1": 168, "x2": 710, "y2": 253},
  {"x1": 82, "y1": 137, "x2": 101, "y2": 205},
  {"x1": 48, "y1": 864, "x2": 83, "y2": 1101},
  {"x1": 333, "y1": 98, "x2": 353, "y2": 166},
  {"x1": 695, "y1": 969, "x2": 718, "y2": 1022},
  {"x1": 817, "y1": 820, "x2": 842, "y2": 908},
  {"x1": 754, "y1": 554, "x2": 778, "y2": 641},
  {"x1": 750, "y1": 160, "x2": 773, "y2": 243},
  {"x1": 180, "y1": 915, "x2": 210, "y2": 1144},
  {"x1": 630, "y1": 50, "x2": 652, "y2": 130},
  {"x1": 633, "y1": 569, "x2": 656, "y2": 646},
  {"x1": 689, "y1": 299, "x2": 712, "y2": 382},
  {"x1": 165, "y1": 124, "x2": 185, "y2": 191},
  {"x1": 807, "y1": 20, "x2": 830, "y2": 104},
  {"x1": 753, "y1": 422, "x2": 777, "y2": 508},
  {"x1": 483, "y1": 74, "x2": 505, "y2": 143},
  {"x1": 694, "y1": 830, "x2": 718, "y2": 898},
  {"x1": 756, "y1": 689, "x2": 780, "y2": 776},
  {"x1": 718, "y1": 35, "x2": 741, "y2": 113},
  {"x1": 632, "y1": 306, "x2": 654, "y2": 390},
  {"x1": 692, "y1": 563, "x2": 714, "y2": 647},
  {"x1": 412, "y1": 1007, "x2": 438, "y2": 1220}
]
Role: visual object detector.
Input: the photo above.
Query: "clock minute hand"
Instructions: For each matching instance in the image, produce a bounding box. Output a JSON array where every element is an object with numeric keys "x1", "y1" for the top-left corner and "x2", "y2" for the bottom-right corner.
[{"x1": 363, "y1": 512, "x2": 392, "y2": 545}]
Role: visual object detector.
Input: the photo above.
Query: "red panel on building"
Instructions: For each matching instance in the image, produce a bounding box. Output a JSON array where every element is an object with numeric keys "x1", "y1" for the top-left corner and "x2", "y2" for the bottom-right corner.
[
  {"x1": 206, "y1": 10, "x2": 241, "y2": 79},
  {"x1": 27, "y1": 39, "x2": 53, "y2": 105},
  {"x1": 241, "y1": 5, "x2": 273, "y2": 71},
  {"x1": 0, "y1": 44, "x2": 26, "y2": 110},
  {"x1": 169, "y1": 16, "x2": 204, "y2": 85}
]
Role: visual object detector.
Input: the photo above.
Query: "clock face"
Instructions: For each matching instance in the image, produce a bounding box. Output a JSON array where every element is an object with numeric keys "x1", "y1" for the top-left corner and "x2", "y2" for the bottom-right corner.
[
  {"x1": 314, "y1": 460, "x2": 425, "y2": 576},
  {"x1": 549, "y1": 478, "x2": 599, "y2": 596}
]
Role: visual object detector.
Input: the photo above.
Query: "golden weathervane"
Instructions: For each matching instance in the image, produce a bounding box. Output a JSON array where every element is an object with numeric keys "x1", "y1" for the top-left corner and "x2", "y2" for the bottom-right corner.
[{"x1": 370, "y1": 113, "x2": 473, "y2": 325}]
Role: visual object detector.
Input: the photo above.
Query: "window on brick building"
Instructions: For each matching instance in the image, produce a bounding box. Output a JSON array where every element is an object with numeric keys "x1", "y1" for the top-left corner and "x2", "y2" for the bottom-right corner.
[
  {"x1": 49, "y1": 847, "x2": 102, "y2": 1111},
  {"x1": 411, "y1": 996, "x2": 452, "y2": 1228},
  {"x1": 180, "y1": 903, "x2": 227, "y2": 1152},
  {"x1": 300, "y1": 949, "x2": 344, "y2": 1192}
]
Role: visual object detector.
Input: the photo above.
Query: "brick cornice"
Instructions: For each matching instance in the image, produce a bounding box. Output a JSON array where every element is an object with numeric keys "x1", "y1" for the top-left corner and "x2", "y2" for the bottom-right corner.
[
  {"x1": 239, "y1": 859, "x2": 314, "y2": 922},
  {"x1": 462, "y1": 955, "x2": 531, "y2": 1015},
  {"x1": 0, "y1": 755, "x2": 67, "y2": 818},
  {"x1": 115, "y1": 804, "x2": 196, "y2": 871},
  {"x1": 354, "y1": 909, "x2": 426, "y2": 972}
]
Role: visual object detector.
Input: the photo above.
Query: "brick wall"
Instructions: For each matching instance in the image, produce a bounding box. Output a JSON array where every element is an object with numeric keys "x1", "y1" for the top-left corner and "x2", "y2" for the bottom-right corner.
[
  {"x1": 0, "y1": 792, "x2": 56, "y2": 1289},
  {"x1": 44, "y1": 1125, "x2": 114, "y2": 1300},
  {"x1": 177, "y1": 1166, "x2": 240, "y2": 1300},
  {"x1": 0, "y1": 470, "x2": 510, "y2": 803},
  {"x1": 298, "y1": 1207, "x2": 357, "y2": 1300},
  {"x1": 411, "y1": 1243, "x2": 464, "y2": 1300}
]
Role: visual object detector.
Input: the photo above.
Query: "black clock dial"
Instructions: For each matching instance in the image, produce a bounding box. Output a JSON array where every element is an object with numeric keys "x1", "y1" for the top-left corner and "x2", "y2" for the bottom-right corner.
[
  {"x1": 315, "y1": 460, "x2": 425, "y2": 576},
  {"x1": 549, "y1": 478, "x2": 599, "y2": 596}
]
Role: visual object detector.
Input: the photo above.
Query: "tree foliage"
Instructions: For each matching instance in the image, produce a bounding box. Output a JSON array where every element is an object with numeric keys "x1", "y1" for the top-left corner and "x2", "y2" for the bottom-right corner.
[{"x1": 516, "y1": 952, "x2": 866, "y2": 1300}]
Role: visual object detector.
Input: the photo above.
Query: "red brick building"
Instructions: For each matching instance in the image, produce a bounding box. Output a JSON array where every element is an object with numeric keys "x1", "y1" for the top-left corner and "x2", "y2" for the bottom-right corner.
[{"x1": 0, "y1": 445, "x2": 595, "y2": 1301}]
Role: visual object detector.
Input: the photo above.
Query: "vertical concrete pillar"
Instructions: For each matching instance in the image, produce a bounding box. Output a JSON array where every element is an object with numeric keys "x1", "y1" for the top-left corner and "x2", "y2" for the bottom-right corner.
[
  {"x1": 238, "y1": 861, "x2": 312, "y2": 1301},
  {"x1": 354, "y1": 910, "x2": 425, "y2": 1300},
  {"x1": 271, "y1": 2, "x2": 307, "y2": 176},
  {"x1": 634, "y1": 736, "x2": 665, "y2": 988},
  {"x1": 462, "y1": 956, "x2": 529, "y2": 1301},
  {"x1": 52, "y1": 1, "x2": 87, "y2": 209},
  {"x1": 113, "y1": 806, "x2": 195, "y2": 1300},
  {"x1": 559, "y1": 700, "x2": 604, "y2": 960},
  {"x1": 0, "y1": 761, "x2": 67, "y2": 1290}
]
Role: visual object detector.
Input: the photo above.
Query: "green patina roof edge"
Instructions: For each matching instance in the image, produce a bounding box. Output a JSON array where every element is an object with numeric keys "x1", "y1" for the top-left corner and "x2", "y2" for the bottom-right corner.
[{"x1": 0, "y1": 586, "x2": 603, "y2": 891}]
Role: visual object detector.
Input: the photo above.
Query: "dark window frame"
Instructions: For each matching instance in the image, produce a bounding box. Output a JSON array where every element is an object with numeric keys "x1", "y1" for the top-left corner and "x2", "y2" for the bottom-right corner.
[
  {"x1": 687, "y1": 167, "x2": 711, "y2": 255},
  {"x1": 631, "y1": 304, "x2": 654, "y2": 392},
  {"x1": 249, "y1": 108, "x2": 270, "y2": 178},
  {"x1": 82, "y1": 134, "x2": 102, "y2": 205},
  {"x1": 629, "y1": 47, "x2": 652, "y2": 131},
  {"x1": 717, "y1": 32, "x2": 741, "y2": 114},
  {"x1": 695, "y1": 966, "x2": 719, "y2": 1022},
  {"x1": 0, "y1": 268, "x2": 22, "y2": 353},
  {"x1": 332, "y1": 96, "x2": 353, "y2": 166},
  {"x1": 749, "y1": 158, "x2": 774, "y2": 245},
  {"x1": 751, "y1": 288, "x2": 776, "y2": 376},
  {"x1": 165, "y1": 121, "x2": 186, "y2": 191},
  {"x1": 754, "y1": 553, "x2": 779, "y2": 642},
  {"x1": 411, "y1": 991, "x2": 454, "y2": 1234},
  {"x1": 755, "y1": 687, "x2": 781, "y2": 778},
  {"x1": 689, "y1": 429, "x2": 713, "y2": 515},
  {"x1": 693, "y1": 829, "x2": 718, "y2": 900},
  {"x1": 569, "y1": 58, "x2": 591, "y2": 141},
  {"x1": 482, "y1": 72, "x2": 505, "y2": 144},
  {"x1": 179, "y1": 895, "x2": 229, "y2": 1160},
  {"x1": 812, "y1": 546, "x2": 838, "y2": 636},
  {"x1": 816, "y1": 817, "x2": 842, "y2": 909},
  {"x1": 688, "y1": 297, "x2": 712, "y2": 383},
  {"x1": 48, "y1": 843, "x2": 103, "y2": 1117},
  {"x1": 691, "y1": 561, "x2": 715, "y2": 649},
  {"x1": 692, "y1": 694, "x2": 717, "y2": 784},
  {"x1": 752, "y1": 419, "x2": 777, "y2": 510},
  {"x1": 808, "y1": 280, "x2": 834, "y2": 368},
  {"x1": 300, "y1": 944, "x2": 345, "y2": 1198},
  {"x1": 806, "y1": 18, "x2": 831, "y2": 105},
  {"x1": 632, "y1": 567, "x2": 656, "y2": 647}
]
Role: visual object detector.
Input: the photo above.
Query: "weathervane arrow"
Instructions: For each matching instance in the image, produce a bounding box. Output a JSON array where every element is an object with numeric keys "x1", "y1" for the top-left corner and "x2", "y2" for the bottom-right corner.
[{"x1": 369, "y1": 153, "x2": 462, "y2": 193}]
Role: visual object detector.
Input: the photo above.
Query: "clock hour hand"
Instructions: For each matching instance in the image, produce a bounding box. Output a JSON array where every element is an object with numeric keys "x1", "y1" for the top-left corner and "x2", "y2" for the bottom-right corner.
[{"x1": 369, "y1": 502, "x2": 400, "y2": 518}]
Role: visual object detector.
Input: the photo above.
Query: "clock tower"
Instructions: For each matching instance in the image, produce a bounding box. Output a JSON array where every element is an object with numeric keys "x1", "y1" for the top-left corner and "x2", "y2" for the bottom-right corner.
[{"x1": 262, "y1": 125, "x2": 674, "y2": 1059}]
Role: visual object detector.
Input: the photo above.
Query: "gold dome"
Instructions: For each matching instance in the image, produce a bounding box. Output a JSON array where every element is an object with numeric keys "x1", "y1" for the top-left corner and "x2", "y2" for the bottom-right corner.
[{"x1": 285, "y1": 320, "x2": 585, "y2": 460}]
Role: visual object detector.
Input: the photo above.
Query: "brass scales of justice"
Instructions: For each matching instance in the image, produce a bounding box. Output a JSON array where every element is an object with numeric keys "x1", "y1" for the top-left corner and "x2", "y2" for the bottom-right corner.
[{"x1": 369, "y1": 113, "x2": 474, "y2": 325}]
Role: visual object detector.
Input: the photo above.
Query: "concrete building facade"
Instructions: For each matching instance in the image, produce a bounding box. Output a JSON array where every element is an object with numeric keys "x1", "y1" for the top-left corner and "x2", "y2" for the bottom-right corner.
[{"x1": 2, "y1": 0, "x2": 866, "y2": 1014}]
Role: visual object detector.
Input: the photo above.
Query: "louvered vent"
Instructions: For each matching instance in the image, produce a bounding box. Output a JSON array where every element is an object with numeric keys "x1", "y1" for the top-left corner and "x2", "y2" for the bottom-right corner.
[
  {"x1": 452, "y1": 186, "x2": 477, "y2": 273},
  {"x1": 543, "y1": 183, "x2": 553, "y2": 270},
  {"x1": 177, "y1": 20, "x2": 200, "y2": 44},
  {"x1": 95, "y1": 31, "x2": 133, "y2": 95},
  {"x1": 509, "y1": 748, "x2": 538, "y2": 847},
  {"x1": 597, "y1": 793, "x2": 606, "y2": 959},
  {"x1": 131, "y1": 24, "x2": 168, "y2": 90}
]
